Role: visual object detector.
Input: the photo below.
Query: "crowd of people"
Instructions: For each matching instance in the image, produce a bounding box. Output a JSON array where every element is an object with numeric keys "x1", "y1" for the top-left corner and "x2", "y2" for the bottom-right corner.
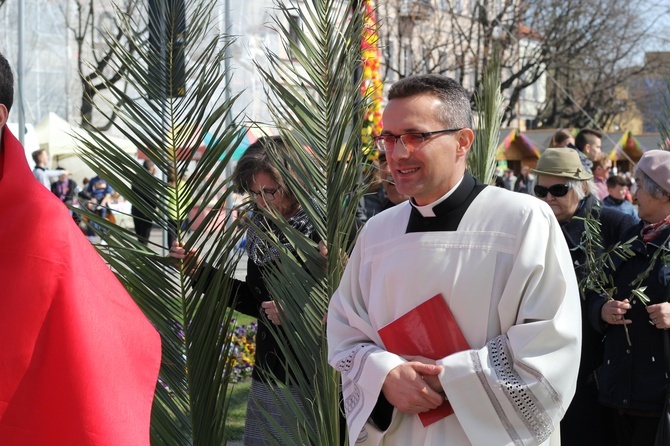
[
  {"x1": 489, "y1": 127, "x2": 641, "y2": 224},
  {"x1": 5, "y1": 37, "x2": 670, "y2": 446}
]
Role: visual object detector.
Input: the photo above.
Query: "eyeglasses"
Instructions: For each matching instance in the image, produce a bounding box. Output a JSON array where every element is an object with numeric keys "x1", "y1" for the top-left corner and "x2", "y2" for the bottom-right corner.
[
  {"x1": 248, "y1": 186, "x2": 282, "y2": 201},
  {"x1": 534, "y1": 184, "x2": 571, "y2": 198},
  {"x1": 374, "y1": 128, "x2": 463, "y2": 153}
]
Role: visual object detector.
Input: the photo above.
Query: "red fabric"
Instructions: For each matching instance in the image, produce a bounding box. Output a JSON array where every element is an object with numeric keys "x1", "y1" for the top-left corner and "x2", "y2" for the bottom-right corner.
[{"x1": 0, "y1": 127, "x2": 161, "y2": 445}]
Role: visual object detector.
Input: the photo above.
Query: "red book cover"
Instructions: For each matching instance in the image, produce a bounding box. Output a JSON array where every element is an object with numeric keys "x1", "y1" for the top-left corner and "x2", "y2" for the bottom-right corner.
[{"x1": 378, "y1": 293, "x2": 470, "y2": 427}]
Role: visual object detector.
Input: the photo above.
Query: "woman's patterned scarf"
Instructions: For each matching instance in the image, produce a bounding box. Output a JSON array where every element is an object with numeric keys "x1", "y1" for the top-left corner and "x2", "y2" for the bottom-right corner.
[
  {"x1": 641, "y1": 215, "x2": 670, "y2": 243},
  {"x1": 245, "y1": 207, "x2": 315, "y2": 266}
]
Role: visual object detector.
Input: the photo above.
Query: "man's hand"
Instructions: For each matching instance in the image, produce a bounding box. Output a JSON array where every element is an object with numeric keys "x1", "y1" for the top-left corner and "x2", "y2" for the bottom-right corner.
[{"x1": 381, "y1": 362, "x2": 444, "y2": 414}]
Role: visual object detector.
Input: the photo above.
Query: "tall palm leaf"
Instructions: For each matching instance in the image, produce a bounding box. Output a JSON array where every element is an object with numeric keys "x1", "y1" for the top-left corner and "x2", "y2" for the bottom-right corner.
[
  {"x1": 230, "y1": 0, "x2": 371, "y2": 444},
  {"x1": 469, "y1": 48, "x2": 504, "y2": 185},
  {"x1": 73, "y1": 0, "x2": 249, "y2": 444}
]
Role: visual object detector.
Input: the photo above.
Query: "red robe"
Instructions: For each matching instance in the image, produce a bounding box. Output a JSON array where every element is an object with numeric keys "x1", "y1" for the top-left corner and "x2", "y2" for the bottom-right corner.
[{"x1": 0, "y1": 127, "x2": 161, "y2": 445}]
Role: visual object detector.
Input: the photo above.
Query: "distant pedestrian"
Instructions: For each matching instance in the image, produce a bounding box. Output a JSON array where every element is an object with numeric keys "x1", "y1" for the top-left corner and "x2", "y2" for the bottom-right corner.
[
  {"x1": 603, "y1": 175, "x2": 639, "y2": 221},
  {"x1": 32, "y1": 148, "x2": 66, "y2": 188},
  {"x1": 592, "y1": 154, "x2": 612, "y2": 201},
  {"x1": 50, "y1": 169, "x2": 78, "y2": 206},
  {"x1": 131, "y1": 159, "x2": 157, "y2": 245},
  {"x1": 502, "y1": 168, "x2": 516, "y2": 190},
  {"x1": 513, "y1": 165, "x2": 534, "y2": 194},
  {"x1": 548, "y1": 128, "x2": 575, "y2": 148}
]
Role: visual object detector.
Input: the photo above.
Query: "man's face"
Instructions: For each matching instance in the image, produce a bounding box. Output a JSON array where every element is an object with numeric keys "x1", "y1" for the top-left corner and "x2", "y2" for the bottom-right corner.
[
  {"x1": 586, "y1": 137, "x2": 602, "y2": 161},
  {"x1": 382, "y1": 94, "x2": 468, "y2": 206}
]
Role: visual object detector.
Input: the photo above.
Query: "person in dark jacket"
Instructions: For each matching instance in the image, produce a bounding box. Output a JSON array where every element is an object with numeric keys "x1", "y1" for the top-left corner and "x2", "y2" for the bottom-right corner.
[
  {"x1": 50, "y1": 169, "x2": 78, "y2": 206},
  {"x1": 587, "y1": 150, "x2": 670, "y2": 445},
  {"x1": 603, "y1": 174, "x2": 639, "y2": 222},
  {"x1": 532, "y1": 148, "x2": 637, "y2": 446},
  {"x1": 130, "y1": 159, "x2": 157, "y2": 245},
  {"x1": 169, "y1": 136, "x2": 321, "y2": 445}
]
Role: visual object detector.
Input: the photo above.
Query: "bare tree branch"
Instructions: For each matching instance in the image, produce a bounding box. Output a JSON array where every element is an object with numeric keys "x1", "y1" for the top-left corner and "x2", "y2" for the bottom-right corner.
[
  {"x1": 63, "y1": 0, "x2": 140, "y2": 130},
  {"x1": 378, "y1": 0, "x2": 669, "y2": 128}
]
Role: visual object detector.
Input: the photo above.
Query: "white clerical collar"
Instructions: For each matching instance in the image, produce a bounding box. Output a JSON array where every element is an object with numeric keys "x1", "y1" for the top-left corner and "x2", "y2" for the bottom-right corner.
[{"x1": 411, "y1": 176, "x2": 465, "y2": 217}]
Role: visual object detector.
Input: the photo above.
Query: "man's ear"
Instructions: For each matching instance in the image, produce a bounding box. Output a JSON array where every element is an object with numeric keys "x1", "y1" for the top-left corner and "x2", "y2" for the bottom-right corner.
[
  {"x1": 0, "y1": 104, "x2": 8, "y2": 129},
  {"x1": 456, "y1": 128, "x2": 475, "y2": 157}
]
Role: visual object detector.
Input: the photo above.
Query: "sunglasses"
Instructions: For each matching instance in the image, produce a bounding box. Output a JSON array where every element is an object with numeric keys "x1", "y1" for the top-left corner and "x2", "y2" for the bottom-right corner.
[{"x1": 534, "y1": 184, "x2": 570, "y2": 198}]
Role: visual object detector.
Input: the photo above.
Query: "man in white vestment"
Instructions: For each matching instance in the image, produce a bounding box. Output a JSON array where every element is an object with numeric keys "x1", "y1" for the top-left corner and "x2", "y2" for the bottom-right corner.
[{"x1": 327, "y1": 75, "x2": 581, "y2": 446}]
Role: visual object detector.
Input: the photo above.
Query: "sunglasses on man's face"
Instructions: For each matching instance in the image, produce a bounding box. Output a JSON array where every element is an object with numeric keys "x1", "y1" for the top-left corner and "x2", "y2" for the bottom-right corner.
[{"x1": 534, "y1": 184, "x2": 570, "y2": 198}]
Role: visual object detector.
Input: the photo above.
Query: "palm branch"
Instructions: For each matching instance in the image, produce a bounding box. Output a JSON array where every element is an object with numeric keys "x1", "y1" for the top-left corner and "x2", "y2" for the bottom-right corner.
[
  {"x1": 228, "y1": 0, "x2": 371, "y2": 444},
  {"x1": 73, "y1": 0, "x2": 250, "y2": 444},
  {"x1": 469, "y1": 47, "x2": 504, "y2": 185}
]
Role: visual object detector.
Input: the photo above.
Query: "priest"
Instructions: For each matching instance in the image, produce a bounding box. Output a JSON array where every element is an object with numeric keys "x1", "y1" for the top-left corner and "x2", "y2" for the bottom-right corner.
[{"x1": 328, "y1": 74, "x2": 581, "y2": 445}]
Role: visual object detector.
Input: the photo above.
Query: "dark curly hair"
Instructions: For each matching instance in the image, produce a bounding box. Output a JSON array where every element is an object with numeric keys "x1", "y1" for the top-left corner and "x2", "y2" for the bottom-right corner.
[{"x1": 0, "y1": 52, "x2": 14, "y2": 113}]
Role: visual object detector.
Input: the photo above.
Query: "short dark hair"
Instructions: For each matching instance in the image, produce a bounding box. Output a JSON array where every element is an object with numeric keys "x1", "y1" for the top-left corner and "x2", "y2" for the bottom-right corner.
[
  {"x1": 0, "y1": 52, "x2": 14, "y2": 113},
  {"x1": 606, "y1": 175, "x2": 627, "y2": 188},
  {"x1": 575, "y1": 128, "x2": 602, "y2": 152},
  {"x1": 388, "y1": 74, "x2": 472, "y2": 129},
  {"x1": 232, "y1": 135, "x2": 298, "y2": 207}
]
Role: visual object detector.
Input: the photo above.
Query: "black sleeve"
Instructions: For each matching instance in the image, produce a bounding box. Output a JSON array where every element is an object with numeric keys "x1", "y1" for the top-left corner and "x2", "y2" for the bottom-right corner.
[
  {"x1": 369, "y1": 392, "x2": 394, "y2": 431},
  {"x1": 586, "y1": 291, "x2": 609, "y2": 334},
  {"x1": 191, "y1": 263, "x2": 261, "y2": 318}
]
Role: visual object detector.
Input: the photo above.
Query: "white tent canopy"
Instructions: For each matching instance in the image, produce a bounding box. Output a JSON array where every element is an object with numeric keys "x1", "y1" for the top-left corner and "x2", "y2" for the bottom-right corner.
[{"x1": 34, "y1": 112, "x2": 137, "y2": 160}]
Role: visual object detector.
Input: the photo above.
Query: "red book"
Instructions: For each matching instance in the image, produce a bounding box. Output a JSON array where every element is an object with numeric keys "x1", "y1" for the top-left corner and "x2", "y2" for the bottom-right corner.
[{"x1": 378, "y1": 293, "x2": 470, "y2": 427}]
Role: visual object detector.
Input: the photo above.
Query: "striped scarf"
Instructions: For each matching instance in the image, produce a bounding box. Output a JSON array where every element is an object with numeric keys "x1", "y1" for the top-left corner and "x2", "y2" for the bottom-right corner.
[{"x1": 641, "y1": 215, "x2": 670, "y2": 243}]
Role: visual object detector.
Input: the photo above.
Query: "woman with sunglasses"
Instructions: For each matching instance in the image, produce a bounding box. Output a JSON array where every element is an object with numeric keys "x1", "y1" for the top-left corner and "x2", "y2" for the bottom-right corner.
[
  {"x1": 587, "y1": 150, "x2": 670, "y2": 445},
  {"x1": 531, "y1": 147, "x2": 637, "y2": 446},
  {"x1": 170, "y1": 136, "x2": 321, "y2": 445}
]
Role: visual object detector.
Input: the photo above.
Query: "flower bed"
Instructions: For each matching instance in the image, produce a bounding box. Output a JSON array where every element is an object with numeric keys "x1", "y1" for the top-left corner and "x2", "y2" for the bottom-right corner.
[{"x1": 227, "y1": 319, "x2": 257, "y2": 383}]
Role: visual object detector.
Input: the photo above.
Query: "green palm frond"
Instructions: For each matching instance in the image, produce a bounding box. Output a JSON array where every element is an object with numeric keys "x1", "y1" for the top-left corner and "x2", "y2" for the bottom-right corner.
[
  {"x1": 469, "y1": 48, "x2": 504, "y2": 185},
  {"x1": 233, "y1": 0, "x2": 370, "y2": 444},
  {"x1": 73, "y1": 1, "x2": 249, "y2": 444}
]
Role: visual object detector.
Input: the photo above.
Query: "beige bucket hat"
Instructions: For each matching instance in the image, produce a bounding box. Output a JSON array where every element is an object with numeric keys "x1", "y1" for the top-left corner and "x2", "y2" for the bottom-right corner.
[{"x1": 531, "y1": 148, "x2": 594, "y2": 180}]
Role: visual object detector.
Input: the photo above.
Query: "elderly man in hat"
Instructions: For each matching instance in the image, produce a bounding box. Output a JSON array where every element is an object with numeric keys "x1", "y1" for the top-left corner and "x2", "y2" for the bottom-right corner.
[
  {"x1": 532, "y1": 148, "x2": 637, "y2": 446},
  {"x1": 587, "y1": 150, "x2": 670, "y2": 445}
]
